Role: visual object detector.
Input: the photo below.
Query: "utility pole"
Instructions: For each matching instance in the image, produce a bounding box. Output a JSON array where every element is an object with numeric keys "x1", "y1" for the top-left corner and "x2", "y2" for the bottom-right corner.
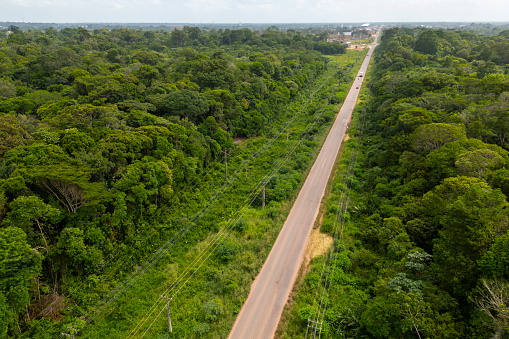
[
  {"x1": 262, "y1": 181, "x2": 268, "y2": 209},
  {"x1": 62, "y1": 327, "x2": 75, "y2": 339},
  {"x1": 307, "y1": 319, "x2": 322, "y2": 339},
  {"x1": 245, "y1": 161, "x2": 248, "y2": 179},
  {"x1": 161, "y1": 295, "x2": 173, "y2": 333},
  {"x1": 221, "y1": 148, "x2": 231, "y2": 182}
]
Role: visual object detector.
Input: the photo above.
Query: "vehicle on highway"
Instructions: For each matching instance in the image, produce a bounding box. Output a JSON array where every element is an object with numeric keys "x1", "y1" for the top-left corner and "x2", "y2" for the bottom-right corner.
[
  {"x1": 356, "y1": 86, "x2": 359, "y2": 89},
  {"x1": 359, "y1": 72, "x2": 364, "y2": 77}
]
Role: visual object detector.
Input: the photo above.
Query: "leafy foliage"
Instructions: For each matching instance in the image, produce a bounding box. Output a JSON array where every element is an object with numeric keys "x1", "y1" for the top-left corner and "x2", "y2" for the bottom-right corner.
[
  {"x1": 282, "y1": 26, "x2": 509, "y2": 339},
  {"x1": 0, "y1": 24, "x2": 351, "y2": 336}
]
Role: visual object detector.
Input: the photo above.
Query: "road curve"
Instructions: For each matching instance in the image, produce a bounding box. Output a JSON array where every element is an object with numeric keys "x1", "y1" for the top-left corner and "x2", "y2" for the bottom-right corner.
[{"x1": 229, "y1": 31, "x2": 380, "y2": 339}]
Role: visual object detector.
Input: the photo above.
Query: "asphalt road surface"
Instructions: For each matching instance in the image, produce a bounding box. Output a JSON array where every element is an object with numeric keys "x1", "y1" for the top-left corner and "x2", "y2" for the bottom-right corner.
[{"x1": 229, "y1": 31, "x2": 380, "y2": 339}]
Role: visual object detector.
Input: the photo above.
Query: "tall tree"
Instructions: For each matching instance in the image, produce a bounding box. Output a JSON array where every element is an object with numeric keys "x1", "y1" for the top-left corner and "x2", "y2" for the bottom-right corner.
[
  {"x1": 3, "y1": 195, "x2": 60, "y2": 248},
  {"x1": 160, "y1": 89, "x2": 209, "y2": 123},
  {"x1": 0, "y1": 227, "x2": 42, "y2": 336}
]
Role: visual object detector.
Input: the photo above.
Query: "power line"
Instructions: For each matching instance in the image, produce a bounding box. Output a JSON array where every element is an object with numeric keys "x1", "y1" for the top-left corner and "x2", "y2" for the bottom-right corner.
[
  {"x1": 55, "y1": 62, "x2": 341, "y2": 339},
  {"x1": 129, "y1": 89, "x2": 340, "y2": 338},
  {"x1": 305, "y1": 48, "x2": 372, "y2": 337},
  {"x1": 306, "y1": 91, "x2": 369, "y2": 339},
  {"x1": 129, "y1": 136, "x2": 306, "y2": 338},
  {"x1": 18, "y1": 154, "x2": 224, "y2": 339},
  {"x1": 117, "y1": 62, "x2": 340, "y2": 339},
  {"x1": 307, "y1": 319, "x2": 322, "y2": 339},
  {"x1": 125, "y1": 82, "x2": 339, "y2": 338},
  {"x1": 134, "y1": 137, "x2": 308, "y2": 338},
  {"x1": 61, "y1": 327, "x2": 76, "y2": 339}
]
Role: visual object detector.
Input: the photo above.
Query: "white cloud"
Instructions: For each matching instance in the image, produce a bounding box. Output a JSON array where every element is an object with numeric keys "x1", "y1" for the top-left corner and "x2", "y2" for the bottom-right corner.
[
  {"x1": 184, "y1": 0, "x2": 298, "y2": 11},
  {"x1": 1, "y1": 0, "x2": 508, "y2": 23}
]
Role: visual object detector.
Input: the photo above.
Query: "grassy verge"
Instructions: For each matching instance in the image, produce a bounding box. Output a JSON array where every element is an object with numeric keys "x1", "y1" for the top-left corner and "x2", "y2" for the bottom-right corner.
[
  {"x1": 275, "y1": 101, "x2": 366, "y2": 339},
  {"x1": 275, "y1": 49, "x2": 375, "y2": 339},
  {"x1": 41, "y1": 49, "x2": 367, "y2": 339}
]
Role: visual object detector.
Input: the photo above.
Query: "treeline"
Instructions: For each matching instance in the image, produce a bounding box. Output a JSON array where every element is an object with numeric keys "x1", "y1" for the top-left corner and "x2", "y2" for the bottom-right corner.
[
  {"x1": 0, "y1": 24, "x2": 347, "y2": 336},
  {"x1": 281, "y1": 27, "x2": 509, "y2": 338}
]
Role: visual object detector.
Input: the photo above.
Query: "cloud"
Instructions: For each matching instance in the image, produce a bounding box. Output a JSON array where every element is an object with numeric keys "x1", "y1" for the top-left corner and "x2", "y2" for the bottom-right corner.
[
  {"x1": 184, "y1": 0, "x2": 300, "y2": 11},
  {"x1": 1, "y1": 0, "x2": 509, "y2": 23},
  {"x1": 6, "y1": 0, "x2": 152, "y2": 9}
]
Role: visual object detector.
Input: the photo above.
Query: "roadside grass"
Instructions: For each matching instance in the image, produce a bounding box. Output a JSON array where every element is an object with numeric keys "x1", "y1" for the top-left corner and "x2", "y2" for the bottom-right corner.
[
  {"x1": 75, "y1": 49, "x2": 367, "y2": 339},
  {"x1": 275, "y1": 48, "x2": 375, "y2": 339},
  {"x1": 275, "y1": 100, "x2": 365, "y2": 339}
]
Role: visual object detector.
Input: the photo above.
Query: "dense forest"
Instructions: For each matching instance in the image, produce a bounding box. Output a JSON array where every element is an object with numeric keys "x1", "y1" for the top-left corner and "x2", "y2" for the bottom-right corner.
[
  {"x1": 280, "y1": 27, "x2": 509, "y2": 338},
  {"x1": 0, "y1": 24, "x2": 359, "y2": 337}
]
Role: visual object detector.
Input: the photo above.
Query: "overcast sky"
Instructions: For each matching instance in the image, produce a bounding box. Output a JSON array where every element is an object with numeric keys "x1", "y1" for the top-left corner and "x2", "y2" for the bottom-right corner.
[{"x1": 1, "y1": 0, "x2": 509, "y2": 23}]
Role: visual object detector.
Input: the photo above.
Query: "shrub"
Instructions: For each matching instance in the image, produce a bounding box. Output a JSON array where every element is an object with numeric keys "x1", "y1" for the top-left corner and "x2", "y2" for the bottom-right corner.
[
  {"x1": 193, "y1": 323, "x2": 210, "y2": 336},
  {"x1": 203, "y1": 298, "x2": 223, "y2": 322},
  {"x1": 215, "y1": 241, "x2": 240, "y2": 262}
]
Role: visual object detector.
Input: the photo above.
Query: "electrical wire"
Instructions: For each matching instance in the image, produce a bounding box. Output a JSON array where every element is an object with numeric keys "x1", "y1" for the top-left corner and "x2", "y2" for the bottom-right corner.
[
  {"x1": 52, "y1": 64, "x2": 340, "y2": 339},
  {"x1": 306, "y1": 94, "x2": 368, "y2": 339},
  {"x1": 132, "y1": 93, "x2": 337, "y2": 338}
]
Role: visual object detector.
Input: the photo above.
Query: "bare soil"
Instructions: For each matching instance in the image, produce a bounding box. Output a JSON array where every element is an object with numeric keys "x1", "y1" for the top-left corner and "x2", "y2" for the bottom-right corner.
[{"x1": 233, "y1": 137, "x2": 247, "y2": 144}]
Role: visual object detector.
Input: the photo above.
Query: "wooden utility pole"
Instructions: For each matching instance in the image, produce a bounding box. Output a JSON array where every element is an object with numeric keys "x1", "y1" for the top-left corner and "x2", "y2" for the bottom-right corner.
[
  {"x1": 245, "y1": 161, "x2": 248, "y2": 179},
  {"x1": 262, "y1": 181, "x2": 268, "y2": 209},
  {"x1": 221, "y1": 148, "x2": 231, "y2": 182},
  {"x1": 161, "y1": 295, "x2": 173, "y2": 333}
]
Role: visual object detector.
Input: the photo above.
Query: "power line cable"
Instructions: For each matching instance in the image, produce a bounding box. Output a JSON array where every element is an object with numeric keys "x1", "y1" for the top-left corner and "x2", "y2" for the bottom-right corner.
[
  {"x1": 52, "y1": 63, "x2": 341, "y2": 339},
  {"x1": 133, "y1": 104, "x2": 333, "y2": 338},
  {"x1": 129, "y1": 86, "x2": 341, "y2": 338},
  {"x1": 306, "y1": 94, "x2": 368, "y2": 339}
]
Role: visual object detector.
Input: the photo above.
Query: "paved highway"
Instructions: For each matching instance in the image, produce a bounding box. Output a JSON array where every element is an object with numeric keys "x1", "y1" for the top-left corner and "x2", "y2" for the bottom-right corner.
[{"x1": 229, "y1": 31, "x2": 380, "y2": 339}]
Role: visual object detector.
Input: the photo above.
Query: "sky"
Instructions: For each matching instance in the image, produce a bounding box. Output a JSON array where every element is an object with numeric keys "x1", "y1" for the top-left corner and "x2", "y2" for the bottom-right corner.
[{"x1": 1, "y1": 0, "x2": 509, "y2": 24}]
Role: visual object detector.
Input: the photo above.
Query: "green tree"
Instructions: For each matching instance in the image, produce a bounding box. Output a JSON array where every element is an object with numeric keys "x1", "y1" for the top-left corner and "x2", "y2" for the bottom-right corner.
[
  {"x1": 55, "y1": 228, "x2": 103, "y2": 275},
  {"x1": 398, "y1": 107, "x2": 435, "y2": 131},
  {"x1": 412, "y1": 123, "x2": 467, "y2": 154},
  {"x1": 160, "y1": 90, "x2": 209, "y2": 123},
  {"x1": 433, "y1": 183, "x2": 509, "y2": 297},
  {"x1": 0, "y1": 79, "x2": 16, "y2": 99},
  {"x1": 3, "y1": 195, "x2": 60, "y2": 248},
  {"x1": 414, "y1": 30, "x2": 441, "y2": 56},
  {"x1": 479, "y1": 232, "x2": 509, "y2": 279},
  {"x1": 59, "y1": 128, "x2": 95, "y2": 155},
  {"x1": 455, "y1": 149, "x2": 505, "y2": 178},
  {"x1": 0, "y1": 227, "x2": 42, "y2": 336},
  {"x1": 114, "y1": 160, "x2": 173, "y2": 207},
  {"x1": 0, "y1": 115, "x2": 34, "y2": 156},
  {"x1": 360, "y1": 293, "x2": 427, "y2": 338},
  {"x1": 171, "y1": 29, "x2": 188, "y2": 47},
  {"x1": 203, "y1": 298, "x2": 223, "y2": 322},
  {"x1": 4, "y1": 143, "x2": 111, "y2": 213}
]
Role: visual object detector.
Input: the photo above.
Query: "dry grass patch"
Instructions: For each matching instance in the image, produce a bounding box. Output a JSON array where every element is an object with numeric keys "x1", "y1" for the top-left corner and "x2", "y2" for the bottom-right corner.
[{"x1": 308, "y1": 228, "x2": 334, "y2": 259}]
